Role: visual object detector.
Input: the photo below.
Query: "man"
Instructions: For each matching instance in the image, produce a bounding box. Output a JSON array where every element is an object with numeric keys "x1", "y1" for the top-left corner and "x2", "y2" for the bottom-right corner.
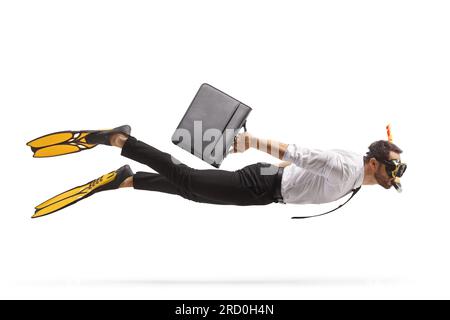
[{"x1": 28, "y1": 125, "x2": 406, "y2": 218}]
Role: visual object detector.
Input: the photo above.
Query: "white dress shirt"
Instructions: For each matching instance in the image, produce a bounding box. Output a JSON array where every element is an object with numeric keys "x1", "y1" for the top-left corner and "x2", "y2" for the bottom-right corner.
[{"x1": 281, "y1": 144, "x2": 365, "y2": 204}]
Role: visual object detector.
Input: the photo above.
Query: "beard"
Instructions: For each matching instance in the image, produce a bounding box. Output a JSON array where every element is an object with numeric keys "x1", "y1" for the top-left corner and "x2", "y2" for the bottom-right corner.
[{"x1": 374, "y1": 169, "x2": 392, "y2": 189}]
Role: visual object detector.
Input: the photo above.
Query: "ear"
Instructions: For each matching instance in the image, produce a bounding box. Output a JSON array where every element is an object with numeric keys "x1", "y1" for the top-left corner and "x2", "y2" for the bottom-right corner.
[{"x1": 370, "y1": 158, "x2": 378, "y2": 170}]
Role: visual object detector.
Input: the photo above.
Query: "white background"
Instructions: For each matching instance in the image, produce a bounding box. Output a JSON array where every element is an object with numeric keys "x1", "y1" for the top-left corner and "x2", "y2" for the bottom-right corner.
[{"x1": 0, "y1": 0, "x2": 449, "y2": 299}]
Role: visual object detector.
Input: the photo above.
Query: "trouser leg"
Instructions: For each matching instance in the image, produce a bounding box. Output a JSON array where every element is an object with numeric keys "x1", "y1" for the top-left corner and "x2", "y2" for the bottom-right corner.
[{"x1": 133, "y1": 171, "x2": 230, "y2": 204}]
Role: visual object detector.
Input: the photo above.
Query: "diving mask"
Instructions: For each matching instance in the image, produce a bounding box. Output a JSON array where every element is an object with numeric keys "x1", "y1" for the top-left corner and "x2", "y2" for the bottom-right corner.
[
  {"x1": 377, "y1": 158, "x2": 407, "y2": 193},
  {"x1": 378, "y1": 158, "x2": 407, "y2": 178}
]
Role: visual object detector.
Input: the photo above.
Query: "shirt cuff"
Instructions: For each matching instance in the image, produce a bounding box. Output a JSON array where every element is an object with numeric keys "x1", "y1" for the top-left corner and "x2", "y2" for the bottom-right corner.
[{"x1": 283, "y1": 144, "x2": 294, "y2": 161}]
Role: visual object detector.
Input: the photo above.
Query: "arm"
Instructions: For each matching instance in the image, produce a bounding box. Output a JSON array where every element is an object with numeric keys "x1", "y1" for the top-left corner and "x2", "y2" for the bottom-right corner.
[
  {"x1": 281, "y1": 144, "x2": 334, "y2": 177},
  {"x1": 233, "y1": 132, "x2": 334, "y2": 177},
  {"x1": 233, "y1": 132, "x2": 289, "y2": 160},
  {"x1": 252, "y1": 136, "x2": 290, "y2": 160},
  {"x1": 252, "y1": 138, "x2": 293, "y2": 168}
]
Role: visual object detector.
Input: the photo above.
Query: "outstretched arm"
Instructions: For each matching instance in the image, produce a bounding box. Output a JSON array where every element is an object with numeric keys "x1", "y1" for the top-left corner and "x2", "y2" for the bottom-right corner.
[
  {"x1": 233, "y1": 132, "x2": 289, "y2": 160},
  {"x1": 233, "y1": 132, "x2": 337, "y2": 178}
]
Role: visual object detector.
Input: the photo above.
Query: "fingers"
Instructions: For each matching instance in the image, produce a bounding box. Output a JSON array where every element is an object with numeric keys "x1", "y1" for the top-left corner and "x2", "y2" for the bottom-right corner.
[
  {"x1": 233, "y1": 133, "x2": 244, "y2": 153},
  {"x1": 232, "y1": 132, "x2": 253, "y2": 153}
]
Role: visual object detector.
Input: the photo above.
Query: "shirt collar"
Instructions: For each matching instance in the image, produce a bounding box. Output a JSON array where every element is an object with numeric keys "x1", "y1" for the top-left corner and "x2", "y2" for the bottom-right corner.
[{"x1": 353, "y1": 156, "x2": 365, "y2": 189}]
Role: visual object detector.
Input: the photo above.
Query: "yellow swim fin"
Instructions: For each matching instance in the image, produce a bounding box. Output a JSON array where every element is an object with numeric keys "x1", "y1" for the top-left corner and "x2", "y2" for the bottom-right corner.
[
  {"x1": 26, "y1": 125, "x2": 131, "y2": 158},
  {"x1": 26, "y1": 130, "x2": 97, "y2": 158},
  {"x1": 32, "y1": 165, "x2": 133, "y2": 218}
]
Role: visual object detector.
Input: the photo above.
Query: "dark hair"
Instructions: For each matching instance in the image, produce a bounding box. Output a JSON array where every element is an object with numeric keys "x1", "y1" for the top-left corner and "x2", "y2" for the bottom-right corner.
[{"x1": 364, "y1": 140, "x2": 403, "y2": 164}]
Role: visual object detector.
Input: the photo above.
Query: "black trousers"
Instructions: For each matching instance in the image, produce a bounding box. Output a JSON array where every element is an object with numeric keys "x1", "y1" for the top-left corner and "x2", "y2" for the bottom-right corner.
[{"x1": 121, "y1": 136, "x2": 280, "y2": 206}]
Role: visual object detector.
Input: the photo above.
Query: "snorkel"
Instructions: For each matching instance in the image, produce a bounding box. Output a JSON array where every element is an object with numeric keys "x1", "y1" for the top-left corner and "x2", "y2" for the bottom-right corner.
[{"x1": 386, "y1": 124, "x2": 405, "y2": 193}]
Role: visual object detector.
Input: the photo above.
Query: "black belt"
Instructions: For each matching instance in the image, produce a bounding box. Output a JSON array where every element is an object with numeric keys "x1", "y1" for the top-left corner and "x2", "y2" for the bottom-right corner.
[{"x1": 274, "y1": 166, "x2": 285, "y2": 204}]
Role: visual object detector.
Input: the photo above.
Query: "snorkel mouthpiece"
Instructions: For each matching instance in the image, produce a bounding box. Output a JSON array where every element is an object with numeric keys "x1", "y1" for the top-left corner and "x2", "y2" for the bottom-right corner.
[{"x1": 393, "y1": 177, "x2": 402, "y2": 193}]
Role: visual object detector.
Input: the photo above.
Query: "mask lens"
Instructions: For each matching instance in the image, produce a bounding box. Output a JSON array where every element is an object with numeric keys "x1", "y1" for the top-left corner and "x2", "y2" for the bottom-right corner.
[
  {"x1": 396, "y1": 163, "x2": 407, "y2": 177},
  {"x1": 385, "y1": 164, "x2": 395, "y2": 177}
]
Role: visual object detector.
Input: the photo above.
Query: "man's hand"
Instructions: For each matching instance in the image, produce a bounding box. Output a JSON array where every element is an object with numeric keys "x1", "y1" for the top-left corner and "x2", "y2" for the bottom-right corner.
[{"x1": 232, "y1": 132, "x2": 254, "y2": 153}]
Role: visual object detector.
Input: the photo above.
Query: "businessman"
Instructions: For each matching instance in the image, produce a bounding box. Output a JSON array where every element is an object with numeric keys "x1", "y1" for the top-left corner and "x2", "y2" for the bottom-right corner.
[{"x1": 29, "y1": 125, "x2": 406, "y2": 217}]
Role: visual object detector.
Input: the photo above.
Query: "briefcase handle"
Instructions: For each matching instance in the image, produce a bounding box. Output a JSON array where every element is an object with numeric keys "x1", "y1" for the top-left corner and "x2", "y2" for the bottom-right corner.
[
  {"x1": 242, "y1": 120, "x2": 247, "y2": 132},
  {"x1": 227, "y1": 120, "x2": 248, "y2": 155}
]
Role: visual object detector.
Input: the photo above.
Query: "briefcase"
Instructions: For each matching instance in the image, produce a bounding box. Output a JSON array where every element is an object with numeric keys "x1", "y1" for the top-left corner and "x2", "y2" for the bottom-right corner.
[{"x1": 171, "y1": 83, "x2": 252, "y2": 167}]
